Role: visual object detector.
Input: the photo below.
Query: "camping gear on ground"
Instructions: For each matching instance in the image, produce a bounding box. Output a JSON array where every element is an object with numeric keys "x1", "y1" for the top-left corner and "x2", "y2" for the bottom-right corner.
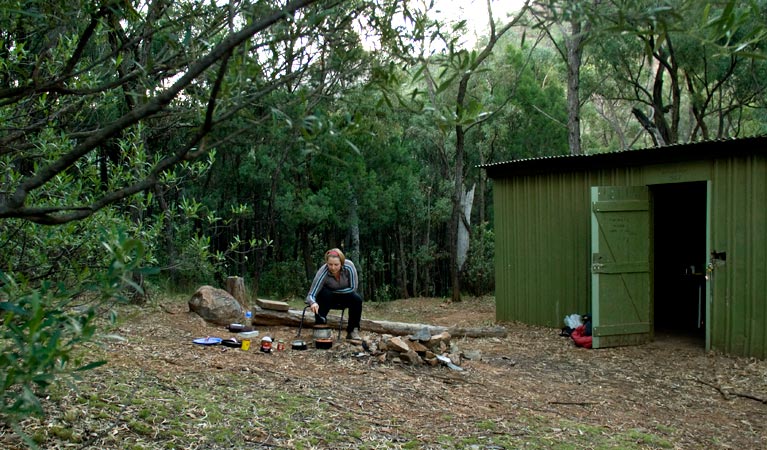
[
  {"x1": 238, "y1": 330, "x2": 259, "y2": 338},
  {"x1": 312, "y1": 325, "x2": 332, "y2": 340},
  {"x1": 260, "y1": 336, "x2": 273, "y2": 353},
  {"x1": 193, "y1": 337, "x2": 222, "y2": 346},
  {"x1": 227, "y1": 323, "x2": 254, "y2": 332},
  {"x1": 571, "y1": 325, "x2": 592, "y2": 348},
  {"x1": 241, "y1": 339, "x2": 251, "y2": 351},
  {"x1": 298, "y1": 305, "x2": 346, "y2": 339},
  {"x1": 291, "y1": 340, "x2": 307, "y2": 350},
  {"x1": 564, "y1": 314, "x2": 583, "y2": 329},
  {"x1": 221, "y1": 338, "x2": 242, "y2": 348},
  {"x1": 314, "y1": 338, "x2": 333, "y2": 350}
]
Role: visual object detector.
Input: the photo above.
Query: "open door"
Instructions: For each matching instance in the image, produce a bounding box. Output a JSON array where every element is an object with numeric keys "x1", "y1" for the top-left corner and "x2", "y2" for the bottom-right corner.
[{"x1": 591, "y1": 186, "x2": 651, "y2": 348}]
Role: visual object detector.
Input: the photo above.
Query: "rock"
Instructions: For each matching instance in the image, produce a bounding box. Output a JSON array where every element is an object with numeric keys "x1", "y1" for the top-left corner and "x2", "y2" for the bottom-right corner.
[
  {"x1": 428, "y1": 331, "x2": 451, "y2": 350},
  {"x1": 406, "y1": 340, "x2": 429, "y2": 354},
  {"x1": 186, "y1": 311, "x2": 213, "y2": 328},
  {"x1": 188, "y1": 285, "x2": 244, "y2": 325},
  {"x1": 386, "y1": 351, "x2": 401, "y2": 363},
  {"x1": 410, "y1": 326, "x2": 432, "y2": 342},
  {"x1": 400, "y1": 350, "x2": 423, "y2": 365},
  {"x1": 388, "y1": 336, "x2": 411, "y2": 353},
  {"x1": 462, "y1": 349, "x2": 482, "y2": 361}
]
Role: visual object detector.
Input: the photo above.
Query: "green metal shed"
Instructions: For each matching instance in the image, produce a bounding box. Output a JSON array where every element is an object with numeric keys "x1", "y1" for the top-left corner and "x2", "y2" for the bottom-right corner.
[{"x1": 482, "y1": 136, "x2": 767, "y2": 359}]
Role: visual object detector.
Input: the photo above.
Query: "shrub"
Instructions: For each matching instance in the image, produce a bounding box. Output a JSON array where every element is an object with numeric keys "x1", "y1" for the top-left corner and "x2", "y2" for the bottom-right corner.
[
  {"x1": 0, "y1": 229, "x2": 147, "y2": 430},
  {"x1": 462, "y1": 223, "x2": 495, "y2": 296}
]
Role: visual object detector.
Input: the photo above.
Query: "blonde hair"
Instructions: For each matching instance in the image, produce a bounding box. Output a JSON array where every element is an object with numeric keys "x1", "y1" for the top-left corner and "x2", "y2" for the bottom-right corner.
[{"x1": 324, "y1": 248, "x2": 345, "y2": 265}]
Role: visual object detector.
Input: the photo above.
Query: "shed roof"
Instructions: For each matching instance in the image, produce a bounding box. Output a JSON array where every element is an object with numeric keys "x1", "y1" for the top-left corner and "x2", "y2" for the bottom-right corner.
[{"x1": 481, "y1": 135, "x2": 767, "y2": 178}]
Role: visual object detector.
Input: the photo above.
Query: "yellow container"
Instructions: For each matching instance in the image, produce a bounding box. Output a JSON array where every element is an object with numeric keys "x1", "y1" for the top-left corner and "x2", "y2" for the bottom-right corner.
[{"x1": 241, "y1": 339, "x2": 251, "y2": 351}]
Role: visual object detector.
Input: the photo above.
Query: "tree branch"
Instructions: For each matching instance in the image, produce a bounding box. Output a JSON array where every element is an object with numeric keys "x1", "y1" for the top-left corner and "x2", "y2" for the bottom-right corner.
[{"x1": 0, "y1": 0, "x2": 320, "y2": 220}]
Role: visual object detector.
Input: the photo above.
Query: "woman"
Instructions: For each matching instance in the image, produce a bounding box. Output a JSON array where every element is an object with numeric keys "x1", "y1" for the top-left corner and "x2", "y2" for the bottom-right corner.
[{"x1": 306, "y1": 248, "x2": 363, "y2": 340}]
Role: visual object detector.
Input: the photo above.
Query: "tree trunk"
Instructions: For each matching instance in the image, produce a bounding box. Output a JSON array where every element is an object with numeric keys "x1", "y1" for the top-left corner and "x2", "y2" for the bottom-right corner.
[
  {"x1": 225, "y1": 276, "x2": 249, "y2": 310},
  {"x1": 565, "y1": 17, "x2": 584, "y2": 155},
  {"x1": 253, "y1": 307, "x2": 508, "y2": 338},
  {"x1": 154, "y1": 183, "x2": 178, "y2": 284},
  {"x1": 349, "y1": 192, "x2": 360, "y2": 264},
  {"x1": 444, "y1": 12, "x2": 519, "y2": 302},
  {"x1": 397, "y1": 223, "x2": 409, "y2": 298},
  {"x1": 632, "y1": 107, "x2": 665, "y2": 147},
  {"x1": 449, "y1": 123, "x2": 465, "y2": 303},
  {"x1": 456, "y1": 184, "x2": 475, "y2": 271},
  {"x1": 478, "y1": 141, "x2": 488, "y2": 226},
  {"x1": 128, "y1": 271, "x2": 149, "y2": 305},
  {"x1": 422, "y1": 186, "x2": 433, "y2": 296},
  {"x1": 411, "y1": 219, "x2": 418, "y2": 297}
]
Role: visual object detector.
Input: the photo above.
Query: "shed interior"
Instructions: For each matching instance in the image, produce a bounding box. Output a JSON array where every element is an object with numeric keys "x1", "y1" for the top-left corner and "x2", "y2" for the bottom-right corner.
[{"x1": 651, "y1": 181, "x2": 707, "y2": 343}]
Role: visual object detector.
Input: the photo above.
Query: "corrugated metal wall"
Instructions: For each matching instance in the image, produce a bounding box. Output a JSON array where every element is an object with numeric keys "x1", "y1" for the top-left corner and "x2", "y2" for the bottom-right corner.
[
  {"x1": 493, "y1": 167, "x2": 644, "y2": 327},
  {"x1": 492, "y1": 153, "x2": 767, "y2": 359},
  {"x1": 709, "y1": 155, "x2": 767, "y2": 358}
]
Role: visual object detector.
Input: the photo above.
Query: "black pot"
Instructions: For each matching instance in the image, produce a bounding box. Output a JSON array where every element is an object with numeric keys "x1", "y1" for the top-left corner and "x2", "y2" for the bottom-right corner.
[
  {"x1": 221, "y1": 338, "x2": 242, "y2": 348},
  {"x1": 291, "y1": 340, "x2": 307, "y2": 350},
  {"x1": 314, "y1": 338, "x2": 333, "y2": 350}
]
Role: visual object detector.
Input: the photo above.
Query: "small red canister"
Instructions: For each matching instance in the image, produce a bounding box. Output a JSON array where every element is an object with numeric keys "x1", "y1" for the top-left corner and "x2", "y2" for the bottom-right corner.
[{"x1": 276, "y1": 340, "x2": 285, "y2": 351}]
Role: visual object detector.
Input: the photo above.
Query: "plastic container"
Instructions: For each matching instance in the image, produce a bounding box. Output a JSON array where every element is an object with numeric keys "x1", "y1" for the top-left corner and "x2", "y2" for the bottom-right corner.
[
  {"x1": 260, "y1": 336, "x2": 272, "y2": 353},
  {"x1": 245, "y1": 310, "x2": 252, "y2": 327},
  {"x1": 238, "y1": 330, "x2": 259, "y2": 339}
]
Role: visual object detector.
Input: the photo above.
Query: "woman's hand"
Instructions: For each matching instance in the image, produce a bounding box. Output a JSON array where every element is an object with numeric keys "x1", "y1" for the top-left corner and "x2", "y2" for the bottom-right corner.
[{"x1": 310, "y1": 303, "x2": 319, "y2": 314}]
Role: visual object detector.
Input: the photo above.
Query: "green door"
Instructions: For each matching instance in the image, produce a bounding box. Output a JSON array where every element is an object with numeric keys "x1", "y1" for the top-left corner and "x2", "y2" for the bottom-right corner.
[{"x1": 591, "y1": 186, "x2": 651, "y2": 348}]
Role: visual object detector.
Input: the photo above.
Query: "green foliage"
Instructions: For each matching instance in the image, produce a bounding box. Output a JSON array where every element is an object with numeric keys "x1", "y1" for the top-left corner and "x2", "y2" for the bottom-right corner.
[
  {"x1": 462, "y1": 222, "x2": 495, "y2": 296},
  {"x1": 258, "y1": 260, "x2": 305, "y2": 299},
  {"x1": 0, "y1": 229, "x2": 145, "y2": 426}
]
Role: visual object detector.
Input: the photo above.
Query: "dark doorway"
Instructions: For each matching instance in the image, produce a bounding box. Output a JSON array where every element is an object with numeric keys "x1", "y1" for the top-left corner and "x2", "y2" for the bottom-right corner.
[{"x1": 651, "y1": 182, "x2": 707, "y2": 342}]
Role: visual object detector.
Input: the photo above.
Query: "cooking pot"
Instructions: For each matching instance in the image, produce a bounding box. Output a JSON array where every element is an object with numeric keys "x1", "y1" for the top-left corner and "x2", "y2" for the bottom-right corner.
[
  {"x1": 221, "y1": 338, "x2": 242, "y2": 348},
  {"x1": 291, "y1": 340, "x2": 307, "y2": 350},
  {"x1": 314, "y1": 338, "x2": 333, "y2": 350},
  {"x1": 312, "y1": 325, "x2": 332, "y2": 339}
]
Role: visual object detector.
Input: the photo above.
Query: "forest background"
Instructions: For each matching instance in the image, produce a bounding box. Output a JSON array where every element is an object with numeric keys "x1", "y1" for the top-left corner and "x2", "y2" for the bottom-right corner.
[{"x1": 1, "y1": 0, "x2": 766, "y2": 427}]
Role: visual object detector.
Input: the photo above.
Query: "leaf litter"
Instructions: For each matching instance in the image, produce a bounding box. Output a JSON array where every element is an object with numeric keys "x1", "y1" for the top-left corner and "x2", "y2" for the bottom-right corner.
[{"x1": 1, "y1": 296, "x2": 765, "y2": 449}]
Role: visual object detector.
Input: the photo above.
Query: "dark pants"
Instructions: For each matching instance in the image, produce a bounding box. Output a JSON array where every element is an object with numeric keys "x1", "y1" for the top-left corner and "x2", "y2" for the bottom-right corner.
[{"x1": 315, "y1": 287, "x2": 363, "y2": 332}]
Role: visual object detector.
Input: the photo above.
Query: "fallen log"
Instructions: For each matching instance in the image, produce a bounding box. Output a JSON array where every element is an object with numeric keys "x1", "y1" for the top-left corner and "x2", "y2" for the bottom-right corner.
[{"x1": 251, "y1": 306, "x2": 507, "y2": 338}]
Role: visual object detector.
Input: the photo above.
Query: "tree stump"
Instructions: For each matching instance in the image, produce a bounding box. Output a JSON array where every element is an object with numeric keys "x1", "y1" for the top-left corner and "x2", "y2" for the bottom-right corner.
[{"x1": 225, "y1": 276, "x2": 249, "y2": 310}]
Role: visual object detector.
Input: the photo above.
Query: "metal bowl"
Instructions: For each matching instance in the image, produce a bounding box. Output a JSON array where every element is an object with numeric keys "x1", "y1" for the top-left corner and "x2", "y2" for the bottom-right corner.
[{"x1": 291, "y1": 340, "x2": 307, "y2": 350}]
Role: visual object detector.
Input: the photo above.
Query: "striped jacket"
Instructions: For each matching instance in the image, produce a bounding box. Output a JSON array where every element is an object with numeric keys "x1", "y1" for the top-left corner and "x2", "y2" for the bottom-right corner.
[{"x1": 305, "y1": 260, "x2": 359, "y2": 305}]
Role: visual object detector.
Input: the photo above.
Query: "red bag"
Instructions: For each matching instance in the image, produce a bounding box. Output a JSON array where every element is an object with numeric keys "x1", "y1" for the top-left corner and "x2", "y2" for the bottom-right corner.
[{"x1": 571, "y1": 325, "x2": 592, "y2": 349}]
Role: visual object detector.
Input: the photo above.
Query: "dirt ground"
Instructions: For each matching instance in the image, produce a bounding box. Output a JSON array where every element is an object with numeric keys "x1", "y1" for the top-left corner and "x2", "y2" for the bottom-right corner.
[
  {"x1": 146, "y1": 298, "x2": 767, "y2": 449},
  {"x1": 8, "y1": 296, "x2": 767, "y2": 449}
]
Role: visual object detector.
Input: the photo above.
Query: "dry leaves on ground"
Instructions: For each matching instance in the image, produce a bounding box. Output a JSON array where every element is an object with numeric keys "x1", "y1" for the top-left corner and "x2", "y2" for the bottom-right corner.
[{"x1": 3, "y1": 296, "x2": 766, "y2": 449}]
